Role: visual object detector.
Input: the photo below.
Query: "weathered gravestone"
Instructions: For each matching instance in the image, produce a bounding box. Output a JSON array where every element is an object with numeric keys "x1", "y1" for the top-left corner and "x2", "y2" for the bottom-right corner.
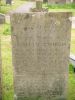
[
  {"x1": 6, "y1": 0, "x2": 12, "y2": 5},
  {"x1": 73, "y1": 0, "x2": 75, "y2": 2},
  {"x1": 36, "y1": 0, "x2": 42, "y2": 9},
  {"x1": 31, "y1": 0, "x2": 48, "y2": 12},
  {"x1": 43, "y1": 0, "x2": 48, "y2": 3},
  {"x1": 0, "y1": 14, "x2": 5, "y2": 24},
  {"x1": 11, "y1": 12, "x2": 72, "y2": 100},
  {"x1": 0, "y1": 38, "x2": 2, "y2": 100},
  {"x1": 48, "y1": 0, "x2": 66, "y2": 4},
  {"x1": 66, "y1": 0, "x2": 72, "y2": 3}
]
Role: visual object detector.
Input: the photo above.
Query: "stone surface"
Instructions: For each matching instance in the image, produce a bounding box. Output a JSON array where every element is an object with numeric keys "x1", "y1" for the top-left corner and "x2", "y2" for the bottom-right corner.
[
  {"x1": 43, "y1": 0, "x2": 48, "y2": 3},
  {"x1": 30, "y1": 1, "x2": 48, "y2": 12},
  {"x1": 66, "y1": 0, "x2": 72, "y2": 3},
  {"x1": 0, "y1": 14, "x2": 5, "y2": 24},
  {"x1": 73, "y1": 0, "x2": 75, "y2": 2},
  {"x1": 11, "y1": 12, "x2": 72, "y2": 100},
  {"x1": 6, "y1": 0, "x2": 12, "y2": 4},
  {"x1": 48, "y1": 0, "x2": 66, "y2": 4},
  {"x1": 36, "y1": 1, "x2": 42, "y2": 9}
]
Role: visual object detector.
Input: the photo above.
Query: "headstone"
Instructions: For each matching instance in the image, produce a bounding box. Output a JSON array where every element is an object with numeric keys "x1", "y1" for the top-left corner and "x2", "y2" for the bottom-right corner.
[
  {"x1": 36, "y1": 0, "x2": 42, "y2": 9},
  {"x1": 0, "y1": 14, "x2": 5, "y2": 24},
  {"x1": 30, "y1": 0, "x2": 48, "y2": 12},
  {"x1": 43, "y1": 0, "x2": 48, "y2": 3},
  {"x1": 11, "y1": 12, "x2": 72, "y2": 100},
  {"x1": 0, "y1": 38, "x2": 2, "y2": 100},
  {"x1": 66, "y1": 0, "x2": 72, "y2": 3},
  {"x1": 6, "y1": 0, "x2": 12, "y2": 5},
  {"x1": 73, "y1": 0, "x2": 75, "y2": 2},
  {"x1": 48, "y1": 0, "x2": 66, "y2": 4}
]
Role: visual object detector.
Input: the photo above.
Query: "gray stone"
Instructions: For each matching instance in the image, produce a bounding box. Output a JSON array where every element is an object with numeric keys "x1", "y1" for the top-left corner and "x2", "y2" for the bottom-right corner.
[
  {"x1": 66, "y1": 0, "x2": 72, "y2": 3},
  {"x1": 11, "y1": 12, "x2": 72, "y2": 100},
  {"x1": 43, "y1": 0, "x2": 48, "y2": 3},
  {"x1": 48, "y1": 0, "x2": 66, "y2": 4},
  {"x1": 36, "y1": 1, "x2": 42, "y2": 9},
  {"x1": 73, "y1": 0, "x2": 75, "y2": 2},
  {"x1": 6, "y1": 0, "x2": 12, "y2": 5},
  {"x1": 30, "y1": 1, "x2": 48, "y2": 12},
  {"x1": 48, "y1": 0, "x2": 73, "y2": 4},
  {"x1": 0, "y1": 14, "x2": 5, "y2": 24}
]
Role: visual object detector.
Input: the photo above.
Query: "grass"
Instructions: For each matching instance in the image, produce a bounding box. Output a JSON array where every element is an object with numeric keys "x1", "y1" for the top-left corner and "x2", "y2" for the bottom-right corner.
[
  {"x1": 0, "y1": 1, "x2": 75, "y2": 14},
  {"x1": 0, "y1": 23, "x2": 11, "y2": 35},
  {"x1": 68, "y1": 64, "x2": 75, "y2": 100},
  {"x1": 1, "y1": 35, "x2": 14, "y2": 100},
  {"x1": 43, "y1": 3, "x2": 75, "y2": 12},
  {"x1": 0, "y1": 0, "x2": 26, "y2": 14},
  {"x1": 68, "y1": 74, "x2": 75, "y2": 100}
]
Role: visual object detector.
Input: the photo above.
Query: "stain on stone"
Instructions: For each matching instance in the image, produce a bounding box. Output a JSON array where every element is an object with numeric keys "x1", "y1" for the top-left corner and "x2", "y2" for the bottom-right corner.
[
  {"x1": 24, "y1": 14, "x2": 30, "y2": 19},
  {"x1": 24, "y1": 27, "x2": 27, "y2": 31},
  {"x1": 11, "y1": 26, "x2": 14, "y2": 31},
  {"x1": 31, "y1": 27, "x2": 33, "y2": 30}
]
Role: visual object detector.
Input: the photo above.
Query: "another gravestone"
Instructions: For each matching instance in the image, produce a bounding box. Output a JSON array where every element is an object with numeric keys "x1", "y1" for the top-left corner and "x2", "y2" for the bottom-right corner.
[
  {"x1": 36, "y1": 0, "x2": 42, "y2": 9},
  {"x1": 73, "y1": 0, "x2": 75, "y2": 2},
  {"x1": 6, "y1": 0, "x2": 12, "y2": 5},
  {"x1": 31, "y1": 0, "x2": 48, "y2": 12},
  {"x1": 0, "y1": 14, "x2": 5, "y2": 24},
  {"x1": 48, "y1": 0, "x2": 66, "y2": 4},
  {"x1": 43, "y1": 0, "x2": 48, "y2": 3},
  {"x1": 66, "y1": 0, "x2": 72, "y2": 3},
  {"x1": 11, "y1": 12, "x2": 72, "y2": 100}
]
